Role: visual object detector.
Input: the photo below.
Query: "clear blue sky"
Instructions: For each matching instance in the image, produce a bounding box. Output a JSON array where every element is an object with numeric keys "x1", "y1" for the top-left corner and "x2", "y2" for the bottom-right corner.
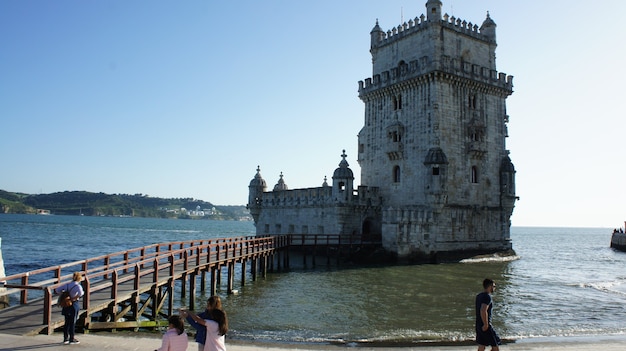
[{"x1": 1, "y1": 1, "x2": 624, "y2": 228}]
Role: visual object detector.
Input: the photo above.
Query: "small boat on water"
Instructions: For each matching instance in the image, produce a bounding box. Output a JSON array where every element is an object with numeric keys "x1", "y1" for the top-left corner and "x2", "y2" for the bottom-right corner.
[{"x1": 610, "y1": 221, "x2": 626, "y2": 252}]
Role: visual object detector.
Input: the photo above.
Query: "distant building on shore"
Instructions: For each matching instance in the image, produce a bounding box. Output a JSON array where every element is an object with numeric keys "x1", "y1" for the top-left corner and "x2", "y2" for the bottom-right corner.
[{"x1": 247, "y1": 0, "x2": 517, "y2": 262}]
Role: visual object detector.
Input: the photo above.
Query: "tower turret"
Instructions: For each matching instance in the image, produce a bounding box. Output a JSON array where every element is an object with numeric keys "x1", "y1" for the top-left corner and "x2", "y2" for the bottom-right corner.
[
  {"x1": 480, "y1": 12, "x2": 497, "y2": 42},
  {"x1": 247, "y1": 166, "x2": 267, "y2": 224},
  {"x1": 499, "y1": 156, "x2": 516, "y2": 200},
  {"x1": 332, "y1": 150, "x2": 354, "y2": 203},
  {"x1": 425, "y1": 0, "x2": 442, "y2": 22},
  {"x1": 370, "y1": 19, "x2": 384, "y2": 49}
]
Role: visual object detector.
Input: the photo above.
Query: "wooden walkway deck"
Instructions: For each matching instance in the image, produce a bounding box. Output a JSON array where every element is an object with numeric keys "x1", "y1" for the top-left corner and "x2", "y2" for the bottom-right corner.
[
  {"x1": 0, "y1": 234, "x2": 364, "y2": 336},
  {"x1": 0, "y1": 235, "x2": 289, "y2": 335}
]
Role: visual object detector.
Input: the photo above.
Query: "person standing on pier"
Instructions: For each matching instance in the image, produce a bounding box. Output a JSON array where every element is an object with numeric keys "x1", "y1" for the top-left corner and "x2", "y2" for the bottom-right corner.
[
  {"x1": 181, "y1": 306, "x2": 228, "y2": 351},
  {"x1": 185, "y1": 295, "x2": 223, "y2": 351},
  {"x1": 476, "y1": 278, "x2": 501, "y2": 351},
  {"x1": 54, "y1": 272, "x2": 84, "y2": 345}
]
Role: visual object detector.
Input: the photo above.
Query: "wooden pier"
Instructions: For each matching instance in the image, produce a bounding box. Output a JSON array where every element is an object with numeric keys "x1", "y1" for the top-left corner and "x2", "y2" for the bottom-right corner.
[{"x1": 0, "y1": 234, "x2": 365, "y2": 336}]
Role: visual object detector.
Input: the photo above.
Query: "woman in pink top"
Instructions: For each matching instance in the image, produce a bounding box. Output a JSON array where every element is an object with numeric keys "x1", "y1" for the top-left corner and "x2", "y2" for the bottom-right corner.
[
  {"x1": 155, "y1": 315, "x2": 188, "y2": 351},
  {"x1": 182, "y1": 308, "x2": 228, "y2": 351}
]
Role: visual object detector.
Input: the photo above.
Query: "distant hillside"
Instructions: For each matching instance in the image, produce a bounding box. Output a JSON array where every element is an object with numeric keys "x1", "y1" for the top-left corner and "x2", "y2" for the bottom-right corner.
[{"x1": 0, "y1": 190, "x2": 251, "y2": 221}]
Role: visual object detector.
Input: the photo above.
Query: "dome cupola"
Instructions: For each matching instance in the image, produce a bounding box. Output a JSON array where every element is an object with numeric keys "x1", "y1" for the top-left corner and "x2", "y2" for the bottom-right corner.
[
  {"x1": 332, "y1": 150, "x2": 354, "y2": 203},
  {"x1": 273, "y1": 172, "x2": 289, "y2": 191}
]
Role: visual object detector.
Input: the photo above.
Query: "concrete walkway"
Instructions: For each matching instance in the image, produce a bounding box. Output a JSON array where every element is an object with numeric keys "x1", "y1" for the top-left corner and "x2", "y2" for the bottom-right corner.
[{"x1": 1, "y1": 332, "x2": 626, "y2": 351}]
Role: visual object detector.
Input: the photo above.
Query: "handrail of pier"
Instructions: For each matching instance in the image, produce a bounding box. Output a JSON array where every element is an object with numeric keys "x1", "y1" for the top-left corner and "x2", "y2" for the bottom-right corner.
[
  {"x1": 0, "y1": 235, "x2": 269, "y2": 304},
  {"x1": 0, "y1": 235, "x2": 284, "y2": 334},
  {"x1": 0, "y1": 234, "x2": 365, "y2": 335}
]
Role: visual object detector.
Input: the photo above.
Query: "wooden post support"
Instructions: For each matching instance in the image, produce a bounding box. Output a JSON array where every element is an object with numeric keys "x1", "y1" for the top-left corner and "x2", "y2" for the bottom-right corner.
[
  {"x1": 227, "y1": 262, "x2": 234, "y2": 294},
  {"x1": 44, "y1": 287, "x2": 52, "y2": 333},
  {"x1": 251, "y1": 258, "x2": 257, "y2": 281},
  {"x1": 200, "y1": 270, "x2": 207, "y2": 293},
  {"x1": 240, "y1": 261, "x2": 246, "y2": 287},
  {"x1": 168, "y1": 278, "x2": 175, "y2": 317},
  {"x1": 189, "y1": 272, "x2": 196, "y2": 311},
  {"x1": 210, "y1": 267, "x2": 217, "y2": 296},
  {"x1": 262, "y1": 256, "x2": 268, "y2": 279}
]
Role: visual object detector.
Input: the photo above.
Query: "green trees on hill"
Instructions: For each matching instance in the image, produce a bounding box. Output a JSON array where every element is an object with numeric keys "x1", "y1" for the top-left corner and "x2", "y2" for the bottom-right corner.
[{"x1": 0, "y1": 190, "x2": 251, "y2": 221}]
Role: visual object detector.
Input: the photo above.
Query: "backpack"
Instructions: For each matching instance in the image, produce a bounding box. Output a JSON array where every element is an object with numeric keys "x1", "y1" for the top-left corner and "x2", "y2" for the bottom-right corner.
[{"x1": 57, "y1": 284, "x2": 76, "y2": 308}]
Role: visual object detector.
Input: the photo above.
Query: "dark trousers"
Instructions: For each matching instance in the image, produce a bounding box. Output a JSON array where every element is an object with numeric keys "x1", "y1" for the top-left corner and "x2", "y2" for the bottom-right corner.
[{"x1": 62, "y1": 303, "x2": 80, "y2": 341}]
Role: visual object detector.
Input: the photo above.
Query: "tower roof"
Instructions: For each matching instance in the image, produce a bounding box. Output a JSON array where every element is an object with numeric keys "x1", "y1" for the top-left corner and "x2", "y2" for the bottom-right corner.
[
  {"x1": 273, "y1": 172, "x2": 288, "y2": 191},
  {"x1": 370, "y1": 19, "x2": 383, "y2": 33},
  {"x1": 249, "y1": 166, "x2": 267, "y2": 188},
  {"x1": 332, "y1": 150, "x2": 354, "y2": 179},
  {"x1": 480, "y1": 11, "x2": 496, "y2": 29}
]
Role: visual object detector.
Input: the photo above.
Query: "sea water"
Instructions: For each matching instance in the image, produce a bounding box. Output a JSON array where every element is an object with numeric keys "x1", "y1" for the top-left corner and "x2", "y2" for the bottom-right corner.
[{"x1": 1, "y1": 214, "x2": 625, "y2": 344}]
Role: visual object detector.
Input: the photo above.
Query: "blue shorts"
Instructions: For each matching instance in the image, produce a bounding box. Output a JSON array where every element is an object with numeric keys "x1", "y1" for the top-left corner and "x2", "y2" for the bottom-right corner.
[{"x1": 476, "y1": 325, "x2": 501, "y2": 346}]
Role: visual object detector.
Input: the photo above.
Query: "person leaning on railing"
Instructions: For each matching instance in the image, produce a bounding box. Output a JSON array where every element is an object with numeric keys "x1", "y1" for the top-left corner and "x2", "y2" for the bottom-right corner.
[{"x1": 54, "y1": 272, "x2": 84, "y2": 345}]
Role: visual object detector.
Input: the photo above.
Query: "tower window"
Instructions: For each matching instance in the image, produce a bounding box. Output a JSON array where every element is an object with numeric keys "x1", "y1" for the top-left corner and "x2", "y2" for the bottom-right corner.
[
  {"x1": 470, "y1": 130, "x2": 479, "y2": 141},
  {"x1": 393, "y1": 166, "x2": 401, "y2": 183},
  {"x1": 390, "y1": 131, "x2": 401, "y2": 142},
  {"x1": 393, "y1": 95, "x2": 402, "y2": 110},
  {"x1": 432, "y1": 167, "x2": 440, "y2": 176},
  {"x1": 471, "y1": 166, "x2": 478, "y2": 183},
  {"x1": 339, "y1": 181, "x2": 345, "y2": 191},
  {"x1": 469, "y1": 94, "x2": 477, "y2": 109}
]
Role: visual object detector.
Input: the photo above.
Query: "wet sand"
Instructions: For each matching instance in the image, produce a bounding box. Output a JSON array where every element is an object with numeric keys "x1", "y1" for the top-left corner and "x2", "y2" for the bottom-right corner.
[{"x1": 1, "y1": 332, "x2": 625, "y2": 351}]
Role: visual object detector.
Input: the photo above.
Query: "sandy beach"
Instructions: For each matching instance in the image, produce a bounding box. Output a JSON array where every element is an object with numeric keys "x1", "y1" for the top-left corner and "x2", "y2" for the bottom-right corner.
[{"x1": 1, "y1": 332, "x2": 625, "y2": 351}]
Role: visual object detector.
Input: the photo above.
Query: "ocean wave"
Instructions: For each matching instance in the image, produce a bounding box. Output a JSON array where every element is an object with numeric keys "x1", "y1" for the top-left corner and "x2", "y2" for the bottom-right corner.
[
  {"x1": 460, "y1": 254, "x2": 521, "y2": 263},
  {"x1": 578, "y1": 279, "x2": 626, "y2": 296}
]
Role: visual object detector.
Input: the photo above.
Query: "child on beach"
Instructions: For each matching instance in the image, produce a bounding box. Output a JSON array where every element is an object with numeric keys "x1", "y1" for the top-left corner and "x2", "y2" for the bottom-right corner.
[
  {"x1": 181, "y1": 307, "x2": 228, "y2": 351},
  {"x1": 185, "y1": 295, "x2": 223, "y2": 351},
  {"x1": 155, "y1": 315, "x2": 188, "y2": 351}
]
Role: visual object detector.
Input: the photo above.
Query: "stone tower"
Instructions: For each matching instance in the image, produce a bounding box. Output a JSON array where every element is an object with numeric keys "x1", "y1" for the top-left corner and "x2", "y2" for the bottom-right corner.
[
  {"x1": 248, "y1": 1, "x2": 517, "y2": 262},
  {"x1": 357, "y1": 1, "x2": 516, "y2": 259}
]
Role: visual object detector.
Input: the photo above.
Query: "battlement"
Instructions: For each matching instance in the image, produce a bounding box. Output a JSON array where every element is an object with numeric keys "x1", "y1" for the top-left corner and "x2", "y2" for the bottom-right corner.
[
  {"x1": 259, "y1": 185, "x2": 381, "y2": 208},
  {"x1": 260, "y1": 186, "x2": 334, "y2": 208},
  {"x1": 358, "y1": 55, "x2": 513, "y2": 96},
  {"x1": 372, "y1": 13, "x2": 492, "y2": 49}
]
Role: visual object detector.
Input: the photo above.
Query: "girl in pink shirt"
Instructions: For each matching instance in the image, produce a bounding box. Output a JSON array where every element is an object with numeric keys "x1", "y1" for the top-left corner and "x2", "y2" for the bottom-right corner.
[
  {"x1": 182, "y1": 308, "x2": 228, "y2": 351},
  {"x1": 156, "y1": 315, "x2": 188, "y2": 351}
]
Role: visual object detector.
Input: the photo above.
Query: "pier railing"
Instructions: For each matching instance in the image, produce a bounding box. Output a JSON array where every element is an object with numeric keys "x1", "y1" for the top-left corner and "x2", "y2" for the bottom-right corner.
[
  {"x1": 0, "y1": 234, "x2": 365, "y2": 335},
  {"x1": 1, "y1": 236, "x2": 259, "y2": 303}
]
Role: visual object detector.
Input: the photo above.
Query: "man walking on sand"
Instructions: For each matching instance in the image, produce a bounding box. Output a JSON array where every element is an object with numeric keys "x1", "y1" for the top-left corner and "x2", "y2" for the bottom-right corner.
[{"x1": 476, "y1": 278, "x2": 501, "y2": 351}]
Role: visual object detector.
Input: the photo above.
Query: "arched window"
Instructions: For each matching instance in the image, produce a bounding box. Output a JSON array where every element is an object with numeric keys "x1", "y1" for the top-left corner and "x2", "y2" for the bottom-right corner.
[
  {"x1": 471, "y1": 166, "x2": 478, "y2": 183},
  {"x1": 393, "y1": 166, "x2": 401, "y2": 183}
]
